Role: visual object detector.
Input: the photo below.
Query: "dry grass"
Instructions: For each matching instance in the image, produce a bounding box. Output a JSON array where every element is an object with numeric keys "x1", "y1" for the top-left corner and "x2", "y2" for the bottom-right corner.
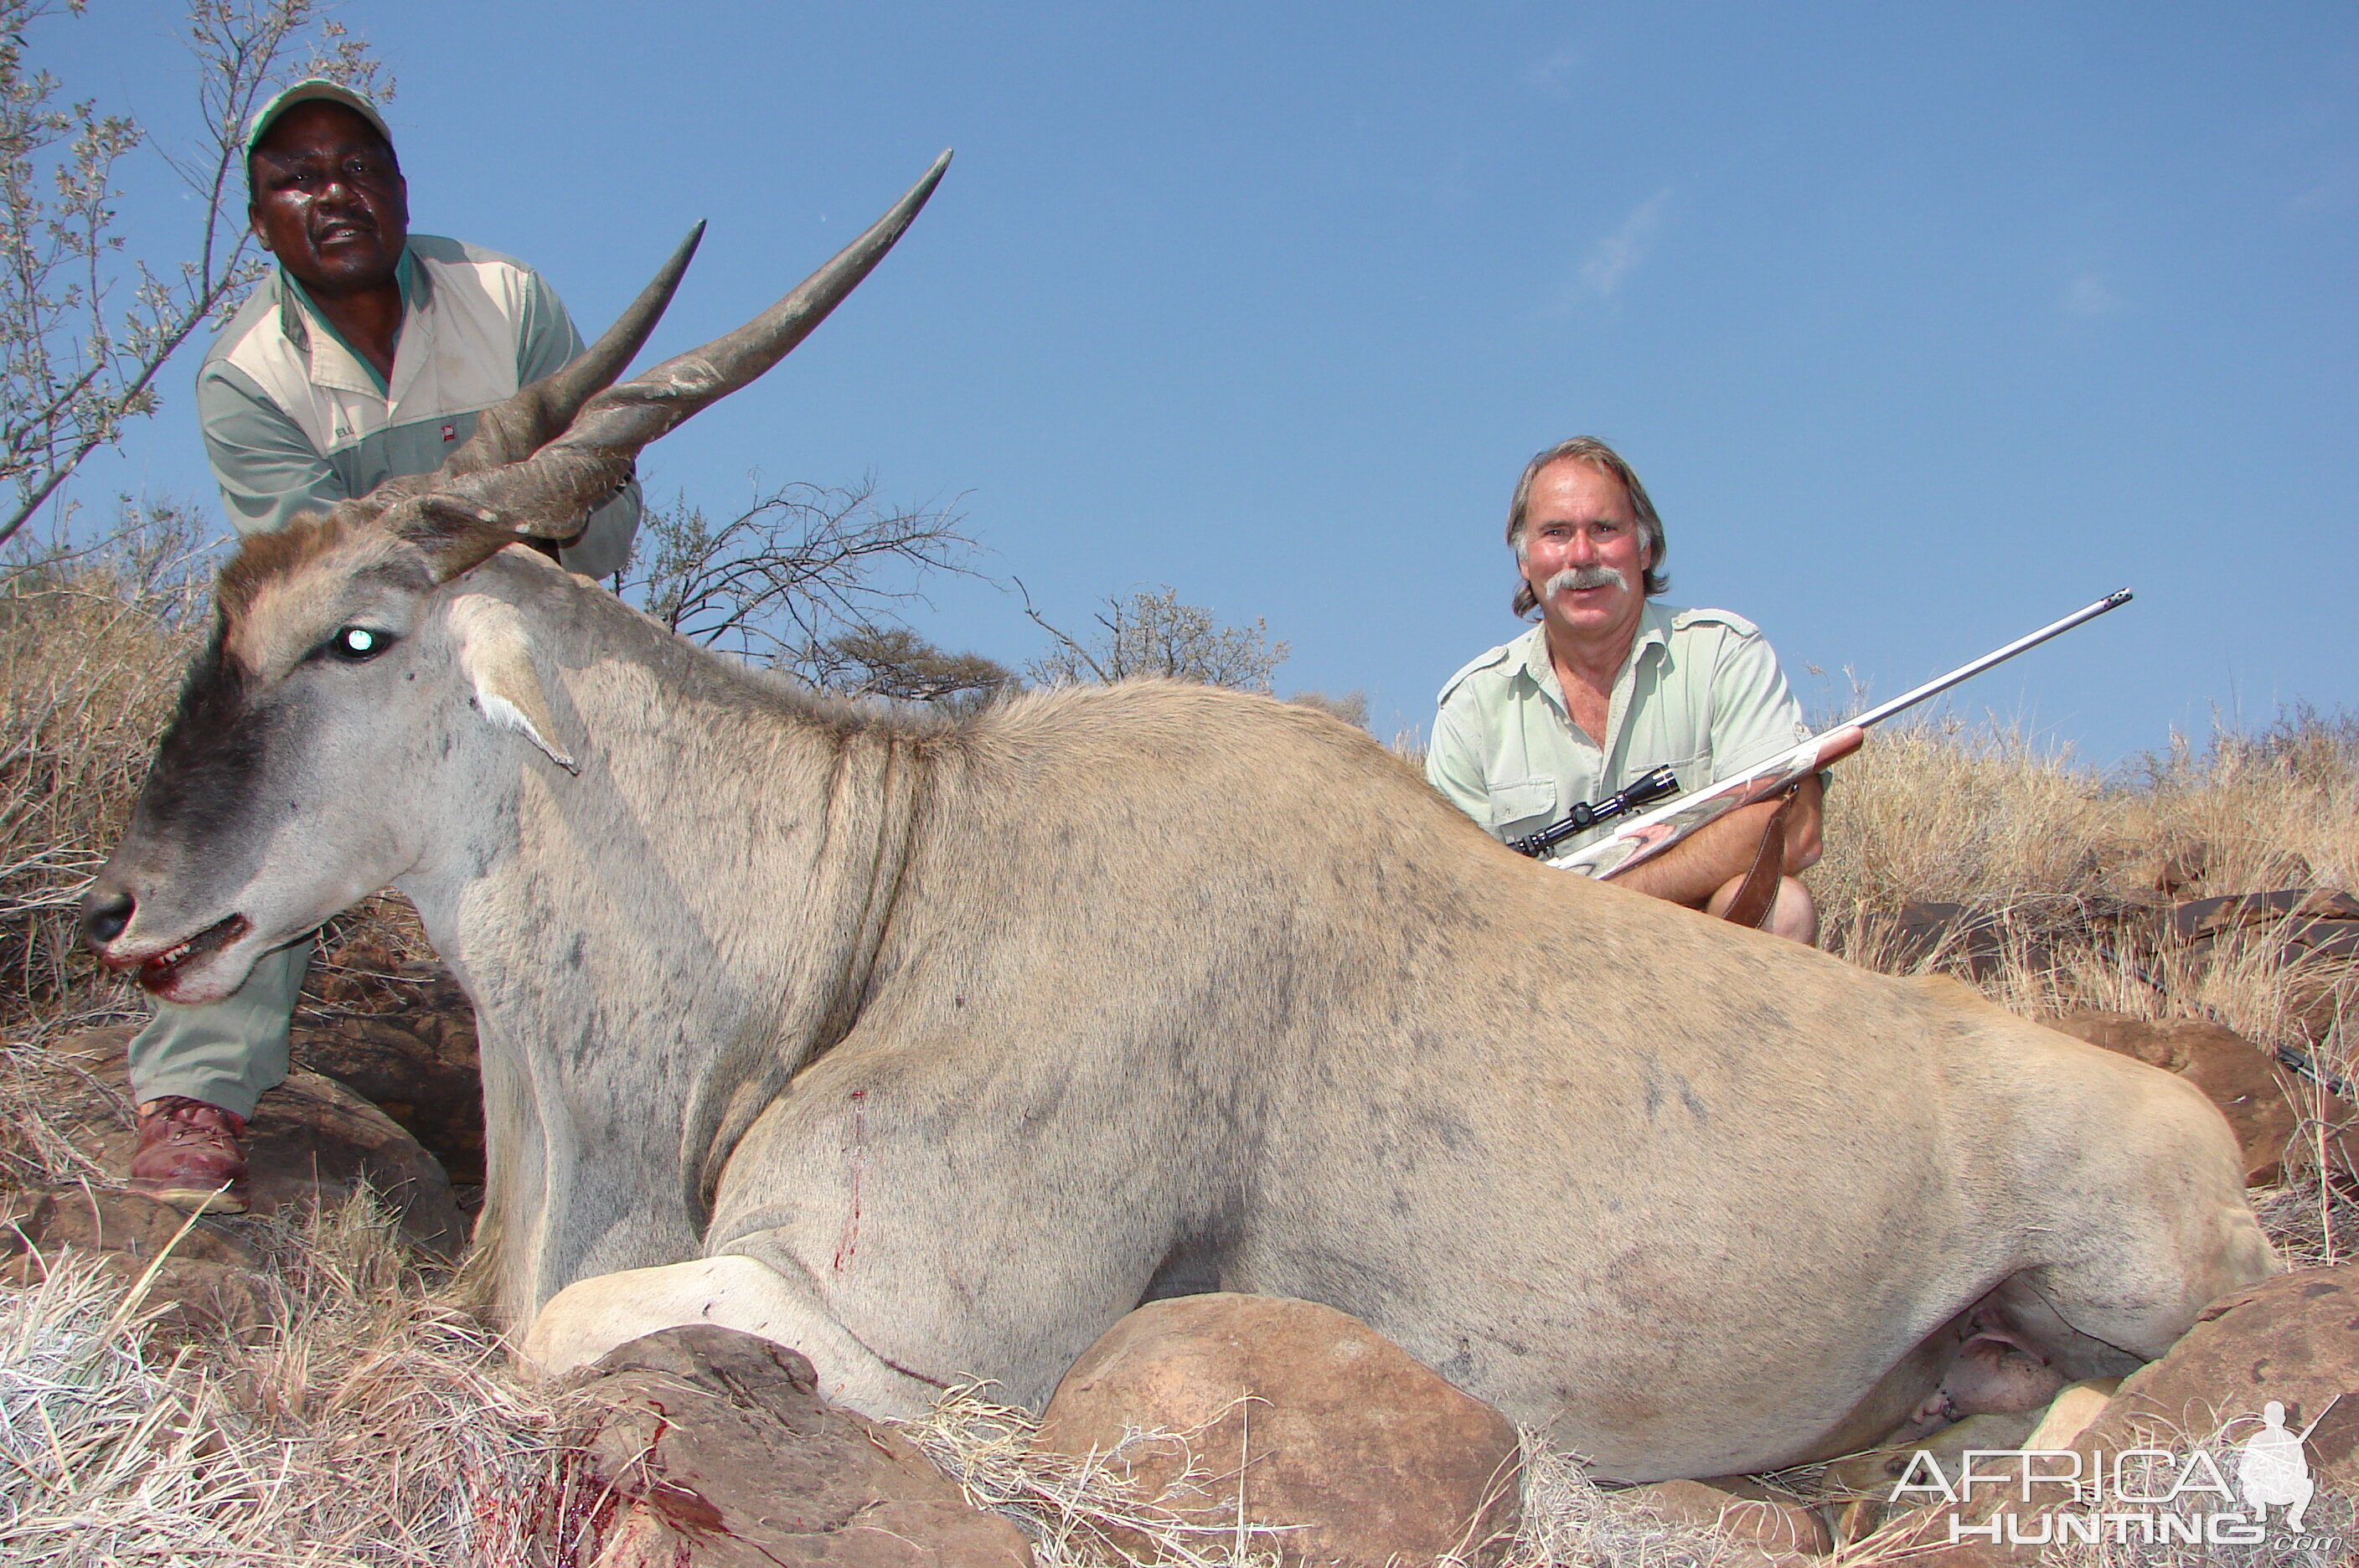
[
  {"x1": 0, "y1": 1194, "x2": 592, "y2": 1566},
  {"x1": 900, "y1": 1388, "x2": 1301, "y2": 1568},
  {"x1": 1818, "y1": 713, "x2": 2359, "y2": 1154},
  {"x1": 1, "y1": 560, "x2": 2355, "y2": 1561},
  {"x1": 1814, "y1": 706, "x2": 2359, "y2": 909},
  {"x1": 0, "y1": 566, "x2": 196, "y2": 1027}
]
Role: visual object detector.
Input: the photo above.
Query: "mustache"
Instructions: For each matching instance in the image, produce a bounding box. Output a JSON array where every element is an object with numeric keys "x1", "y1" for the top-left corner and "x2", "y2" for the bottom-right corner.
[{"x1": 1545, "y1": 565, "x2": 1629, "y2": 596}]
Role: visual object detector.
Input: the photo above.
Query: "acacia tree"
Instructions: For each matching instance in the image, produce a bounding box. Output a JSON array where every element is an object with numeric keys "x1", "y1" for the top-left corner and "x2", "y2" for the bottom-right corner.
[
  {"x1": 0, "y1": 0, "x2": 389, "y2": 550},
  {"x1": 1025, "y1": 584, "x2": 1289, "y2": 693}
]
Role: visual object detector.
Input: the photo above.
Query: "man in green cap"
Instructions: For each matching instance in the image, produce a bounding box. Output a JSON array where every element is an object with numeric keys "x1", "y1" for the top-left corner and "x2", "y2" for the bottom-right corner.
[
  {"x1": 1427, "y1": 436, "x2": 1825, "y2": 942},
  {"x1": 126, "y1": 80, "x2": 641, "y2": 1211}
]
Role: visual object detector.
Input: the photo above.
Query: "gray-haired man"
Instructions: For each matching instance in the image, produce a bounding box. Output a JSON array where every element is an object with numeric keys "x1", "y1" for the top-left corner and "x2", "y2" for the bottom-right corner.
[
  {"x1": 1426, "y1": 436, "x2": 1824, "y2": 941},
  {"x1": 126, "y1": 80, "x2": 638, "y2": 1210}
]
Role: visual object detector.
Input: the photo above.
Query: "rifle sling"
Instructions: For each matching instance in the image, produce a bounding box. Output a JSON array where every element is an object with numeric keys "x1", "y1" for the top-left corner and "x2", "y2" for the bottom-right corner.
[{"x1": 1722, "y1": 784, "x2": 1801, "y2": 930}]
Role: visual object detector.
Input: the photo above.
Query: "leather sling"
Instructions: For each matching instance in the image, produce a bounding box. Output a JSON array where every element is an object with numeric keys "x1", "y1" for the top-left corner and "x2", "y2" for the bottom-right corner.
[{"x1": 1721, "y1": 783, "x2": 1802, "y2": 930}]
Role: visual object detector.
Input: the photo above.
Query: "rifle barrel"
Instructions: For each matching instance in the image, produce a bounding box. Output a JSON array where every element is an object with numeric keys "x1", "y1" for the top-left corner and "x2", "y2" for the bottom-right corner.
[
  {"x1": 1847, "y1": 589, "x2": 2132, "y2": 731},
  {"x1": 1544, "y1": 587, "x2": 2137, "y2": 880}
]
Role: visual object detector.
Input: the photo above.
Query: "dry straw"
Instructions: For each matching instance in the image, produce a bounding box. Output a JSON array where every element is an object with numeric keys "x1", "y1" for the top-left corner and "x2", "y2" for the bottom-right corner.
[{"x1": 0, "y1": 1197, "x2": 592, "y2": 1566}]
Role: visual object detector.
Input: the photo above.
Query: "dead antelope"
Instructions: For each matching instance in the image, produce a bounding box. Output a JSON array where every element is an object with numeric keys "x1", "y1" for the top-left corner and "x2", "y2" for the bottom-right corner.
[{"x1": 85, "y1": 152, "x2": 2274, "y2": 1482}]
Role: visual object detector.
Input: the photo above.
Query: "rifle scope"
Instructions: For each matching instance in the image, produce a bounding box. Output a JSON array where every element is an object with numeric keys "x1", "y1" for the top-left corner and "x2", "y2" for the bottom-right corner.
[{"x1": 1509, "y1": 765, "x2": 1681, "y2": 859}]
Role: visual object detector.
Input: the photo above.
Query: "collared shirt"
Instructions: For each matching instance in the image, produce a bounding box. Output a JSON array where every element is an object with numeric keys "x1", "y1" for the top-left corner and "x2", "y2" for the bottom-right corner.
[
  {"x1": 194, "y1": 234, "x2": 641, "y2": 578},
  {"x1": 1425, "y1": 602, "x2": 1810, "y2": 850}
]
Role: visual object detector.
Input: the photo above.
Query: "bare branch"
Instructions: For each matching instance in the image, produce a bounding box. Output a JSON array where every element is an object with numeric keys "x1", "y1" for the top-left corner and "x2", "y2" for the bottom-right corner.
[
  {"x1": 1015, "y1": 575, "x2": 1107, "y2": 684},
  {"x1": 0, "y1": 0, "x2": 393, "y2": 549},
  {"x1": 615, "y1": 476, "x2": 989, "y2": 692}
]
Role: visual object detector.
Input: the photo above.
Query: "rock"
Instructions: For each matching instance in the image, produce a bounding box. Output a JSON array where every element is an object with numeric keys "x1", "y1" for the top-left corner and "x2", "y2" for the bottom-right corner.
[
  {"x1": 578, "y1": 1324, "x2": 1032, "y2": 1568},
  {"x1": 2047, "y1": 1009, "x2": 2355, "y2": 1184},
  {"x1": 7, "y1": 1187, "x2": 259, "y2": 1267},
  {"x1": 1, "y1": 1247, "x2": 271, "y2": 1334},
  {"x1": 1620, "y1": 1477, "x2": 1830, "y2": 1558},
  {"x1": 47, "y1": 1026, "x2": 467, "y2": 1256},
  {"x1": 0, "y1": 1189, "x2": 48, "y2": 1250},
  {"x1": 1880, "y1": 902, "x2": 2008, "y2": 980},
  {"x1": 0, "y1": 1184, "x2": 268, "y2": 1335},
  {"x1": 2073, "y1": 1262, "x2": 2359, "y2": 1488},
  {"x1": 241, "y1": 1072, "x2": 467, "y2": 1254},
  {"x1": 2172, "y1": 888, "x2": 2359, "y2": 958},
  {"x1": 293, "y1": 955, "x2": 485, "y2": 1185},
  {"x1": 2020, "y1": 1377, "x2": 2119, "y2": 1451},
  {"x1": 1035, "y1": 1292, "x2": 1521, "y2": 1568},
  {"x1": 1868, "y1": 1274, "x2": 2359, "y2": 1561}
]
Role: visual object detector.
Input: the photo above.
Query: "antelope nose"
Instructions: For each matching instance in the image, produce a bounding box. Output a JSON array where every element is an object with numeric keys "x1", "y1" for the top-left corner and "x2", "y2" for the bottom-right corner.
[{"x1": 83, "y1": 888, "x2": 134, "y2": 946}]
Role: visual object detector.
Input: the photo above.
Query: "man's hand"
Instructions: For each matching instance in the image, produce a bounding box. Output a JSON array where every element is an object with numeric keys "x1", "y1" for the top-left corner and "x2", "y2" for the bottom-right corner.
[{"x1": 1607, "y1": 775, "x2": 1824, "y2": 940}]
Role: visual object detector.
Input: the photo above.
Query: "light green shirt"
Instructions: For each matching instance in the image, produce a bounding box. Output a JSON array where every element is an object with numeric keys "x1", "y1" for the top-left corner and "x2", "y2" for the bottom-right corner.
[{"x1": 1426, "y1": 603, "x2": 1810, "y2": 849}]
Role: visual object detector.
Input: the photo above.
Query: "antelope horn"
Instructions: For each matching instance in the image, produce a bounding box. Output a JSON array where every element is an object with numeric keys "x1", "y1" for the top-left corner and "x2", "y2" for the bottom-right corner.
[
  {"x1": 406, "y1": 149, "x2": 952, "y2": 576},
  {"x1": 441, "y1": 220, "x2": 707, "y2": 477},
  {"x1": 332, "y1": 224, "x2": 705, "y2": 526}
]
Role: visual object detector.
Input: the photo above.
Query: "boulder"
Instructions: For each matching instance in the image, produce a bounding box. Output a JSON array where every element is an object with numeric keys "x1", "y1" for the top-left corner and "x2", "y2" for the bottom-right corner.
[
  {"x1": 2019, "y1": 1377, "x2": 2119, "y2": 1451},
  {"x1": 3, "y1": 1186, "x2": 259, "y2": 1267},
  {"x1": 2047, "y1": 1010, "x2": 2354, "y2": 1184},
  {"x1": 2073, "y1": 1261, "x2": 2359, "y2": 1488},
  {"x1": 1035, "y1": 1292, "x2": 1521, "y2": 1568},
  {"x1": 293, "y1": 952, "x2": 485, "y2": 1185},
  {"x1": 578, "y1": 1324, "x2": 1032, "y2": 1568},
  {"x1": 1859, "y1": 1273, "x2": 2359, "y2": 1561},
  {"x1": 0, "y1": 1248, "x2": 271, "y2": 1334},
  {"x1": 2172, "y1": 888, "x2": 2359, "y2": 960},
  {"x1": 47, "y1": 1025, "x2": 467, "y2": 1256},
  {"x1": 0, "y1": 1186, "x2": 272, "y2": 1335}
]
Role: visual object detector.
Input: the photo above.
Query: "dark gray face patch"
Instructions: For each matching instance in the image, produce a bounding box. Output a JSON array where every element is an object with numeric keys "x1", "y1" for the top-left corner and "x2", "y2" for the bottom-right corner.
[{"x1": 128, "y1": 617, "x2": 281, "y2": 848}]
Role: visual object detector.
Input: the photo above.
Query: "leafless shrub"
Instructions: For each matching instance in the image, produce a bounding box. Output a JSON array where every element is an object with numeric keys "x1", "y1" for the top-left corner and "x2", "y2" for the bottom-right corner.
[
  {"x1": 1026, "y1": 585, "x2": 1289, "y2": 693},
  {"x1": 823, "y1": 622, "x2": 1016, "y2": 710},
  {"x1": 616, "y1": 477, "x2": 984, "y2": 688}
]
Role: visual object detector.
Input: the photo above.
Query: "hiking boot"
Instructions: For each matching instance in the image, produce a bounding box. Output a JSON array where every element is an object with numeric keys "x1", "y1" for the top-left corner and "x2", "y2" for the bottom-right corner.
[{"x1": 127, "y1": 1096, "x2": 250, "y2": 1214}]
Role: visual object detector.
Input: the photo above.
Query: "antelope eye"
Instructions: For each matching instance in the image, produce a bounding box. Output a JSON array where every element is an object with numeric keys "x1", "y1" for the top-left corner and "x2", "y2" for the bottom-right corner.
[{"x1": 325, "y1": 625, "x2": 390, "y2": 662}]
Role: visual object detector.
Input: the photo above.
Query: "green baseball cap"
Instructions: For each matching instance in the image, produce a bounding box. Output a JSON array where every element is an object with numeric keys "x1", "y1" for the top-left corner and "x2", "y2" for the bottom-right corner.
[{"x1": 244, "y1": 78, "x2": 395, "y2": 157}]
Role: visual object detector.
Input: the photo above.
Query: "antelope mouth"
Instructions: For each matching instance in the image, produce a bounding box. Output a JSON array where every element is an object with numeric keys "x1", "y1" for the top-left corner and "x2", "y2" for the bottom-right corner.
[{"x1": 136, "y1": 914, "x2": 250, "y2": 993}]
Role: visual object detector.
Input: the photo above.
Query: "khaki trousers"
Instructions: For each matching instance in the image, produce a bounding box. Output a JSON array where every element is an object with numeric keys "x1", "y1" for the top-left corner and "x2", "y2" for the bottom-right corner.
[{"x1": 124, "y1": 936, "x2": 308, "y2": 1119}]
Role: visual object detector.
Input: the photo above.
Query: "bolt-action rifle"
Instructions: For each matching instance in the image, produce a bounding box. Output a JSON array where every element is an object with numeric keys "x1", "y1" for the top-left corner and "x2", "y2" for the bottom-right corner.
[{"x1": 1531, "y1": 590, "x2": 2134, "y2": 879}]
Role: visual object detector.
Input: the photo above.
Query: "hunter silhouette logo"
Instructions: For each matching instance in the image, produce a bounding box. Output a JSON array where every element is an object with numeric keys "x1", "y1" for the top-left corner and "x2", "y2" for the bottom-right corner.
[
  {"x1": 1890, "y1": 1393, "x2": 2343, "y2": 1550},
  {"x1": 2235, "y1": 1400, "x2": 2319, "y2": 1532}
]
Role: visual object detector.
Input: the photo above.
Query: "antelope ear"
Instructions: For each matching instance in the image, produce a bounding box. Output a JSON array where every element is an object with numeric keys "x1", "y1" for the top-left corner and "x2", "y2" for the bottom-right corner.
[{"x1": 451, "y1": 596, "x2": 580, "y2": 775}]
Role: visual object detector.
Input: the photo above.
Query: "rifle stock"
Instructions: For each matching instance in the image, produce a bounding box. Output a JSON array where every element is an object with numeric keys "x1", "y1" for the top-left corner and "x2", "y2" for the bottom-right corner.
[
  {"x1": 1543, "y1": 588, "x2": 2134, "y2": 880},
  {"x1": 1546, "y1": 726, "x2": 1861, "y2": 879}
]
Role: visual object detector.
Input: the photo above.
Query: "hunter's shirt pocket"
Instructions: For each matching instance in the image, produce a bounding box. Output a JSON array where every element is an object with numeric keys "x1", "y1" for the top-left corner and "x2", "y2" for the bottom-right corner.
[{"x1": 1485, "y1": 778, "x2": 1558, "y2": 839}]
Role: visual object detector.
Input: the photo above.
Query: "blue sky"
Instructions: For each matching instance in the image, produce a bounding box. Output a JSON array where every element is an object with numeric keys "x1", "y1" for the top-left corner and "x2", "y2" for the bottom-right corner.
[{"x1": 44, "y1": 2, "x2": 2359, "y2": 762}]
